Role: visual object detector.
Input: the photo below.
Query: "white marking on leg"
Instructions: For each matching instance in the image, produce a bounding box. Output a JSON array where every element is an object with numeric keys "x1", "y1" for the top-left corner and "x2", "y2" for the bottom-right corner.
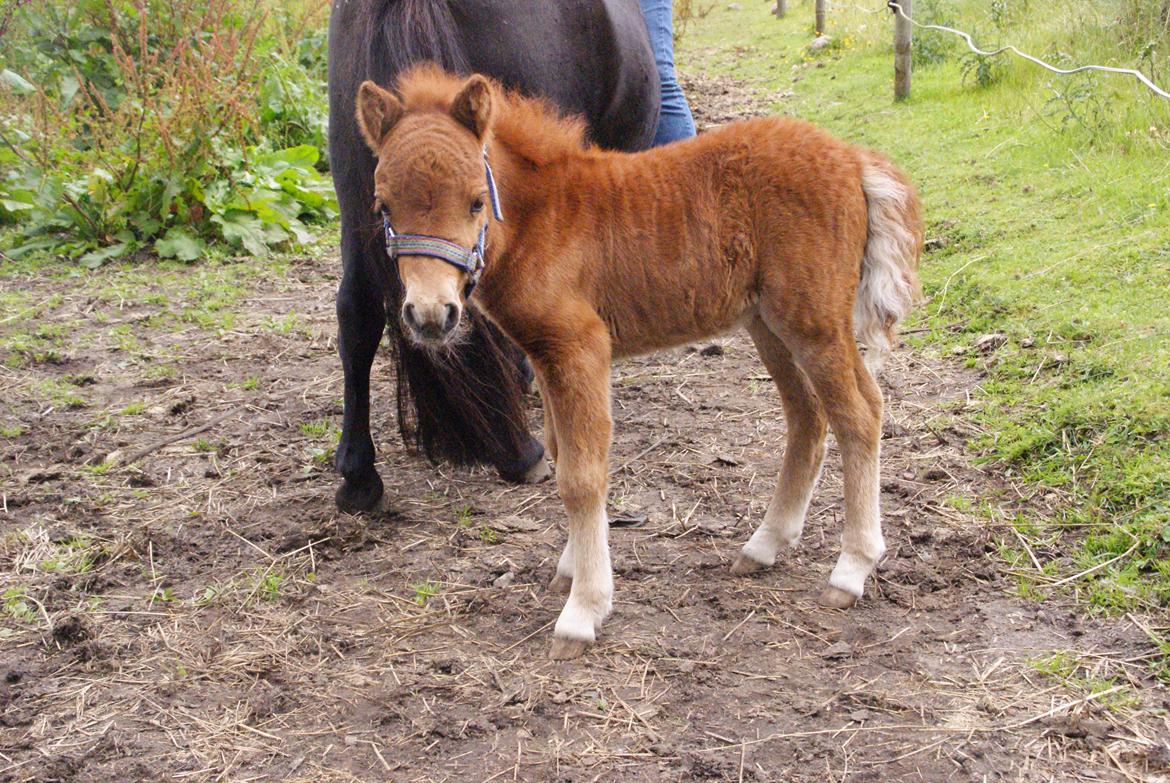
[
  {"x1": 554, "y1": 505, "x2": 612, "y2": 642},
  {"x1": 828, "y1": 549, "x2": 879, "y2": 597},
  {"x1": 556, "y1": 538, "x2": 574, "y2": 582},
  {"x1": 831, "y1": 437, "x2": 884, "y2": 598},
  {"x1": 738, "y1": 453, "x2": 824, "y2": 567}
]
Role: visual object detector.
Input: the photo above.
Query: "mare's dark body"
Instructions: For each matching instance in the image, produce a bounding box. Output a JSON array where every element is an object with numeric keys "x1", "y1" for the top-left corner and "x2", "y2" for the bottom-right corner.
[{"x1": 328, "y1": 0, "x2": 660, "y2": 511}]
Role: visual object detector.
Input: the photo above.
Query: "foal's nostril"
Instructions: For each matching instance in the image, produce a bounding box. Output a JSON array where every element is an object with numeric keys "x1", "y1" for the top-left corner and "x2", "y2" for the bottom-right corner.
[
  {"x1": 402, "y1": 303, "x2": 419, "y2": 331},
  {"x1": 442, "y1": 303, "x2": 460, "y2": 333}
]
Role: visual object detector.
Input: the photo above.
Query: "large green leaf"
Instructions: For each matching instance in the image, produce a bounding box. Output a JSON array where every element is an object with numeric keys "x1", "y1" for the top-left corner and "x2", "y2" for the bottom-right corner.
[
  {"x1": 78, "y1": 243, "x2": 128, "y2": 269},
  {"x1": 1, "y1": 69, "x2": 35, "y2": 95},
  {"x1": 155, "y1": 226, "x2": 205, "y2": 261}
]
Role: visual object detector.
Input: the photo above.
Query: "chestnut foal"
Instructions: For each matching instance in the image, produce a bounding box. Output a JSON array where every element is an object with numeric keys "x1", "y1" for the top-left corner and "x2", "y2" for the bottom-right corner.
[{"x1": 356, "y1": 66, "x2": 923, "y2": 659}]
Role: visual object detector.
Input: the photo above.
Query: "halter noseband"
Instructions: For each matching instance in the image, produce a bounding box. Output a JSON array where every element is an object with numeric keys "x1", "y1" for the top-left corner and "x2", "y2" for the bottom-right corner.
[{"x1": 382, "y1": 147, "x2": 504, "y2": 298}]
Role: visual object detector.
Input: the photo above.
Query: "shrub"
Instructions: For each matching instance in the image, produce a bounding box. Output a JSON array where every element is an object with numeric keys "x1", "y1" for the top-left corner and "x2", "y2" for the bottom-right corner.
[
  {"x1": 0, "y1": 0, "x2": 333, "y2": 266},
  {"x1": 912, "y1": 0, "x2": 960, "y2": 68}
]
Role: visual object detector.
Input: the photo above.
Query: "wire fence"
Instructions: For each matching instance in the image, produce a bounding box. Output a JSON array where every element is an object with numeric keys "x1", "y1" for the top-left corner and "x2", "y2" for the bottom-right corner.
[
  {"x1": 785, "y1": 0, "x2": 1170, "y2": 101},
  {"x1": 883, "y1": 1, "x2": 1170, "y2": 101}
]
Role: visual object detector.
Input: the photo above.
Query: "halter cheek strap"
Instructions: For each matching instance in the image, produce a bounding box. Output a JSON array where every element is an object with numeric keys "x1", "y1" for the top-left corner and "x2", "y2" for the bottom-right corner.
[{"x1": 382, "y1": 148, "x2": 504, "y2": 299}]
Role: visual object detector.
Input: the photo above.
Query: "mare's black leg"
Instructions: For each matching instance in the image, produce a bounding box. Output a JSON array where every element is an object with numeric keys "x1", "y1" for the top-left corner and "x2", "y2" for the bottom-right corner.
[{"x1": 334, "y1": 238, "x2": 386, "y2": 513}]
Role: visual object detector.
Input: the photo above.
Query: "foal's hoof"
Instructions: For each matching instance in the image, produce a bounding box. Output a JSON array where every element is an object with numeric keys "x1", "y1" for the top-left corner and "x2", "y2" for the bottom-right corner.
[
  {"x1": 730, "y1": 552, "x2": 769, "y2": 576},
  {"x1": 548, "y1": 574, "x2": 572, "y2": 594},
  {"x1": 550, "y1": 636, "x2": 590, "y2": 660},
  {"x1": 818, "y1": 586, "x2": 859, "y2": 609}
]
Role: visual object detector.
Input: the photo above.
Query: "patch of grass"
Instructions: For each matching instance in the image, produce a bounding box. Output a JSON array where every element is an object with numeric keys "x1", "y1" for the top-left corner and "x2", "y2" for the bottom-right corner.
[
  {"x1": 120, "y1": 401, "x2": 146, "y2": 416},
  {"x1": 34, "y1": 378, "x2": 87, "y2": 409},
  {"x1": 2, "y1": 323, "x2": 67, "y2": 367},
  {"x1": 241, "y1": 376, "x2": 260, "y2": 390},
  {"x1": 192, "y1": 438, "x2": 218, "y2": 454},
  {"x1": 0, "y1": 424, "x2": 24, "y2": 438},
  {"x1": 299, "y1": 418, "x2": 339, "y2": 441},
  {"x1": 1029, "y1": 651, "x2": 1143, "y2": 711},
  {"x1": 678, "y1": 0, "x2": 1170, "y2": 615}
]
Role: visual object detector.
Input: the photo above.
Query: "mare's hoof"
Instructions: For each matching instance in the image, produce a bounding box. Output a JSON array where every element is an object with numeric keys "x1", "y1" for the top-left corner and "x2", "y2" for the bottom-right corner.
[
  {"x1": 548, "y1": 574, "x2": 572, "y2": 594},
  {"x1": 817, "y1": 586, "x2": 858, "y2": 609},
  {"x1": 335, "y1": 472, "x2": 385, "y2": 514},
  {"x1": 550, "y1": 636, "x2": 590, "y2": 660},
  {"x1": 730, "y1": 552, "x2": 769, "y2": 576}
]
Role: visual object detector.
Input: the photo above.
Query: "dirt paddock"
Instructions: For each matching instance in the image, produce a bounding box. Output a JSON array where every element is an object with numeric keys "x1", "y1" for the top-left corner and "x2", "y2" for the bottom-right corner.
[{"x1": 2, "y1": 79, "x2": 1167, "y2": 782}]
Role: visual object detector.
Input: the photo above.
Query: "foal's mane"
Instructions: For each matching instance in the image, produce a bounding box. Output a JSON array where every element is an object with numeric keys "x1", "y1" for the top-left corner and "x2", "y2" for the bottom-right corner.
[{"x1": 395, "y1": 64, "x2": 589, "y2": 167}]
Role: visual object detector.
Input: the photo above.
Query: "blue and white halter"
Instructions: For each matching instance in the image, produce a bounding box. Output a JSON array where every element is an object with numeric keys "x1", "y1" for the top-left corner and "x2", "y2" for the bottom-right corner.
[{"x1": 382, "y1": 147, "x2": 504, "y2": 298}]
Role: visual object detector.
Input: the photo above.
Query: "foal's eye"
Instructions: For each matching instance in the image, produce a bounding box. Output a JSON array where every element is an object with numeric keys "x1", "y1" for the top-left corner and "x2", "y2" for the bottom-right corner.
[{"x1": 470, "y1": 198, "x2": 485, "y2": 215}]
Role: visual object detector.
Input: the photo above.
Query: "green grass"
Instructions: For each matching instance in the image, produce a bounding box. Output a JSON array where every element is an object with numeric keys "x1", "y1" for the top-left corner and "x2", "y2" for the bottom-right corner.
[
  {"x1": 678, "y1": 0, "x2": 1169, "y2": 613},
  {"x1": 1028, "y1": 650, "x2": 1142, "y2": 711}
]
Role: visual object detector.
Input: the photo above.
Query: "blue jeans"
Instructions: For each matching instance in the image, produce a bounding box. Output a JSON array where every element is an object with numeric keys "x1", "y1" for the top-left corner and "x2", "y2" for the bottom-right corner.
[{"x1": 639, "y1": 0, "x2": 696, "y2": 146}]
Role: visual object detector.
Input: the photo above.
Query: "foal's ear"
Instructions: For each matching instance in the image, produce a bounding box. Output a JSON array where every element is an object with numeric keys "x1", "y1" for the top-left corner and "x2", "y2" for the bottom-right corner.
[
  {"x1": 355, "y1": 80, "x2": 403, "y2": 153},
  {"x1": 450, "y1": 75, "x2": 495, "y2": 140}
]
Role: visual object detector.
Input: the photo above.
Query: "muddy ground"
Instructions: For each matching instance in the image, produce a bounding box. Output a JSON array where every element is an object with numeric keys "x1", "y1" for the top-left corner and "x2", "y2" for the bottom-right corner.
[{"x1": 2, "y1": 81, "x2": 1168, "y2": 783}]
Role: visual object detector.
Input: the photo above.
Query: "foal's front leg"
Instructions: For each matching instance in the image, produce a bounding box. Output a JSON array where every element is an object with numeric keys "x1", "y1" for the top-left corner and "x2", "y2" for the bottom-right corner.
[{"x1": 534, "y1": 328, "x2": 614, "y2": 659}]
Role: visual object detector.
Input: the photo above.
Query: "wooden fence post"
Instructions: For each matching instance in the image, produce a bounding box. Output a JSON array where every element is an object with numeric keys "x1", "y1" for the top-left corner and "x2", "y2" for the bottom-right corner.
[
  {"x1": 773, "y1": 0, "x2": 786, "y2": 18},
  {"x1": 894, "y1": 0, "x2": 912, "y2": 100},
  {"x1": 815, "y1": 0, "x2": 826, "y2": 34}
]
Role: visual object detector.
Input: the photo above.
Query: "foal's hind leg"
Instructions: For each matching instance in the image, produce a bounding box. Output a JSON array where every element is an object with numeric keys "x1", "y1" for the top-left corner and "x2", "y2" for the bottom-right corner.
[
  {"x1": 790, "y1": 336, "x2": 885, "y2": 607},
  {"x1": 732, "y1": 318, "x2": 828, "y2": 575}
]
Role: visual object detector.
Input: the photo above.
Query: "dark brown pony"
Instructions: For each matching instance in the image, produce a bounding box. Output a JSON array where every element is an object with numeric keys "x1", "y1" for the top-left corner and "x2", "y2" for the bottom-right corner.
[{"x1": 358, "y1": 66, "x2": 923, "y2": 658}]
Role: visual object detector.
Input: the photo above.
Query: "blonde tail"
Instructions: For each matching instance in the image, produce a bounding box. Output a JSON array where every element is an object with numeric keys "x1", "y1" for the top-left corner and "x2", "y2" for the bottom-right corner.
[{"x1": 854, "y1": 153, "x2": 924, "y2": 374}]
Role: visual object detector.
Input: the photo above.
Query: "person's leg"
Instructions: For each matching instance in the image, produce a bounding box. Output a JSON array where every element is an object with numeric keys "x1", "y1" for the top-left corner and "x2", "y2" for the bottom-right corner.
[{"x1": 639, "y1": 0, "x2": 696, "y2": 145}]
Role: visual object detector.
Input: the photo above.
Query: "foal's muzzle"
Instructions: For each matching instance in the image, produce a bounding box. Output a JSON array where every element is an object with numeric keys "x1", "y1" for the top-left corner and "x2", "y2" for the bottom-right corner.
[{"x1": 402, "y1": 300, "x2": 461, "y2": 344}]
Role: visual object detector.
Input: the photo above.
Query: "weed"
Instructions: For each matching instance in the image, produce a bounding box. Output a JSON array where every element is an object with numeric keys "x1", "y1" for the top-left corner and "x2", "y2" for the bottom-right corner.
[
  {"x1": 257, "y1": 571, "x2": 284, "y2": 601},
  {"x1": 192, "y1": 438, "x2": 218, "y2": 454},
  {"x1": 265, "y1": 310, "x2": 306, "y2": 335},
  {"x1": 0, "y1": 424, "x2": 23, "y2": 438},
  {"x1": 196, "y1": 584, "x2": 226, "y2": 605},
  {"x1": 479, "y1": 525, "x2": 499, "y2": 545},
  {"x1": 455, "y1": 504, "x2": 474, "y2": 528},
  {"x1": 306, "y1": 446, "x2": 334, "y2": 466},
  {"x1": 411, "y1": 581, "x2": 439, "y2": 606},
  {"x1": 2, "y1": 587, "x2": 36, "y2": 623},
  {"x1": 149, "y1": 586, "x2": 178, "y2": 605},
  {"x1": 38, "y1": 536, "x2": 96, "y2": 574},
  {"x1": 299, "y1": 419, "x2": 337, "y2": 440}
]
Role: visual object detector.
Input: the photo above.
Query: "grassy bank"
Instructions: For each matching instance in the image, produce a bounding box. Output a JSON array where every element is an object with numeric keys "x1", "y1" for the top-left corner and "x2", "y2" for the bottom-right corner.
[{"x1": 677, "y1": 1, "x2": 1170, "y2": 619}]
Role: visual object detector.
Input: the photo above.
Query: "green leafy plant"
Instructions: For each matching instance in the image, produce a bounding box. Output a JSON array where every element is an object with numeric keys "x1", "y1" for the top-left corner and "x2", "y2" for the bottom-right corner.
[
  {"x1": 3, "y1": 587, "x2": 36, "y2": 623},
  {"x1": 0, "y1": 0, "x2": 335, "y2": 266},
  {"x1": 410, "y1": 582, "x2": 439, "y2": 606}
]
